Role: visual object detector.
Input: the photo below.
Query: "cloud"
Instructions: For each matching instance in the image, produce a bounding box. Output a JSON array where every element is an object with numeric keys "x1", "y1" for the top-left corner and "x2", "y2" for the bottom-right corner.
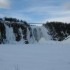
[
  {"x1": 3, "y1": 12, "x2": 32, "y2": 22},
  {"x1": 16, "y1": 5, "x2": 70, "y2": 23},
  {"x1": 60, "y1": 1, "x2": 70, "y2": 10},
  {"x1": 0, "y1": 0, "x2": 10, "y2": 8},
  {"x1": 43, "y1": 16, "x2": 70, "y2": 23},
  {"x1": 0, "y1": 0, "x2": 70, "y2": 23},
  {"x1": 19, "y1": 6, "x2": 60, "y2": 14},
  {"x1": 0, "y1": 13, "x2": 4, "y2": 17}
]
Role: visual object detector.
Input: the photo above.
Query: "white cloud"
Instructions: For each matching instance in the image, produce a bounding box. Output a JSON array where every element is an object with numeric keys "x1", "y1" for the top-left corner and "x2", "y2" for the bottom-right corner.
[
  {"x1": 0, "y1": 0, "x2": 10, "y2": 8},
  {"x1": 19, "y1": 6, "x2": 60, "y2": 13},
  {"x1": 43, "y1": 16, "x2": 70, "y2": 23},
  {"x1": 4, "y1": 12, "x2": 32, "y2": 22},
  {"x1": 62, "y1": 2, "x2": 70, "y2": 10},
  {"x1": 0, "y1": 13, "x2": 4, "y2": 17}
]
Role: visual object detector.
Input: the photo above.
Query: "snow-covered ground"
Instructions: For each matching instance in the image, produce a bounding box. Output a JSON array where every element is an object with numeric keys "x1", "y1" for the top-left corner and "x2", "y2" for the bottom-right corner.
[{"x1": 0, "y1": 40, "x2": 70, "y2": 70}]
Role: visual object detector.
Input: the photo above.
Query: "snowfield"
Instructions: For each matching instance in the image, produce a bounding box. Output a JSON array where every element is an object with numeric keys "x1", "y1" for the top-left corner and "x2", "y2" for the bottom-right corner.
[
  {"x1": 0, "y1": 40, "x2": 70, "y2": 70},
  {"x1": 1, "y1": 17, "x2": 70, "y2": 70}
]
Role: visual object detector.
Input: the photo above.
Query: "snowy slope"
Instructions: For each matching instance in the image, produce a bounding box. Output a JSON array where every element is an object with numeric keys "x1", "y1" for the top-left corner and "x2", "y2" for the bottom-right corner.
[{"x1": 0, "y1": 42, "x2": 70, "y2": 70}]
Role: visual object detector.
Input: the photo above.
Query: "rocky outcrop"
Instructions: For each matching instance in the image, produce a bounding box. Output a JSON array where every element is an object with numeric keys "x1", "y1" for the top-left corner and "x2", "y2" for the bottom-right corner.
[
  {"x1": 0, "y1": 17, "x2": 70, "y2": 44},
  {"x1": 0, "y1": 18, "x2": 32, "y2": 44},
  {"x1": 43, "y1": 22, "x2": 70, "y2": 41}
]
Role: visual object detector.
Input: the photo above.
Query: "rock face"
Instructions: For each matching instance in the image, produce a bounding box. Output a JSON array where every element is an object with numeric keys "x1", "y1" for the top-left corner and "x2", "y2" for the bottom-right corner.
[
  {"x1": 43, "y1": 22, "x2": 70, "y2": 41},
  {"x1": 0, "y1": 21, "x2": 6, "y2": 44},
  {"x1": 0, "y1": 18, "x2": 32, "y2": 44},
  {"x1": 0, "y1": 17, "x2": 70, "y2": 44},
  {"x1": 0, "y1": 20, "x2": 50, "y2": 44}
]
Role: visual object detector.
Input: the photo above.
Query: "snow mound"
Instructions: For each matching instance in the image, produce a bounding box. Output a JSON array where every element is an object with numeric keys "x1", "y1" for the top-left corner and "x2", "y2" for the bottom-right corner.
[
  {"x1": 39, "y1": 38, "x2": 47, "y2": 43},
  {"x1": 62, "y1": 37, "x2": 70, "y2": 44}
]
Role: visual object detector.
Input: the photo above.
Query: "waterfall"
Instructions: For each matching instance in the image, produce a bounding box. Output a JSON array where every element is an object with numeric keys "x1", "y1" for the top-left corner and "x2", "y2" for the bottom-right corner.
[
  {"x1": 0, "y1": 21, "x2": 51, "y2": 44},
  {"x1": 31, "y1": 26, "x2": 51, "y2": 43},
  {"x1": 4, "y1": 24, "x2": 51, "y2": 44}
]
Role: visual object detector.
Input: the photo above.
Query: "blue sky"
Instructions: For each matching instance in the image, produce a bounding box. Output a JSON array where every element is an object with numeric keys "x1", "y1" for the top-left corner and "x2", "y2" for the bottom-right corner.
[{"x1": 0, "y1": 0, "x2": 70, "y2": 23}]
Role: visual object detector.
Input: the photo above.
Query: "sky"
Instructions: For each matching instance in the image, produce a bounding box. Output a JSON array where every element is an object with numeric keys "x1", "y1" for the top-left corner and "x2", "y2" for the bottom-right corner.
[{"x1": 0, "y1": 0, "x2": 70, "y2": 23}]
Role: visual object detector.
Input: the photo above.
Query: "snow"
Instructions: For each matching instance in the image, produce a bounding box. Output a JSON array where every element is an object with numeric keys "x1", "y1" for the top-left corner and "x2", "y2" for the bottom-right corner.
[
  {"x1": 40, "y1": 26, "x2": 51, "y2": 40},
  {"x1": 0, "y1": 41, "x2": 70, "y2": 70},
  {"x1": 62, "y1": 40, "x2": 70, "y2": 44},
  {"x1": 5, "y1": 24, "x2": 16, "y2": 44},
  {"x1": 30, "y1": 26, "x2": 52, "y2": 43},
  {"x1": 4, "y1": 23, "x2": 52, "y2": 44},
  {"x1": 1, "y1": 22, "x2": 70, "y2": 70},
  {"x1": 61, "y1": 36, "x2": 70, "y2": 44},
  {"x1": 39, "y1": 38, "x2": 48, "y2": 43}
]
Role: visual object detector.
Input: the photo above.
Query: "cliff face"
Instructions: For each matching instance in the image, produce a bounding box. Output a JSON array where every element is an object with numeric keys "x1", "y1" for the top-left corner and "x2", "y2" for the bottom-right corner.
[
  {"x1": 0, "y1": 20, "x2": 33, "y2": 44},
  {"x1": 0, "y1": 20, "x2": 51, "y2": 44},
  {"x1": 43, "y1": 22, "x2": 70, "y2": 41},
  {"x1": 0, "y1": 18, "x2": 70, "y2": 44}
]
